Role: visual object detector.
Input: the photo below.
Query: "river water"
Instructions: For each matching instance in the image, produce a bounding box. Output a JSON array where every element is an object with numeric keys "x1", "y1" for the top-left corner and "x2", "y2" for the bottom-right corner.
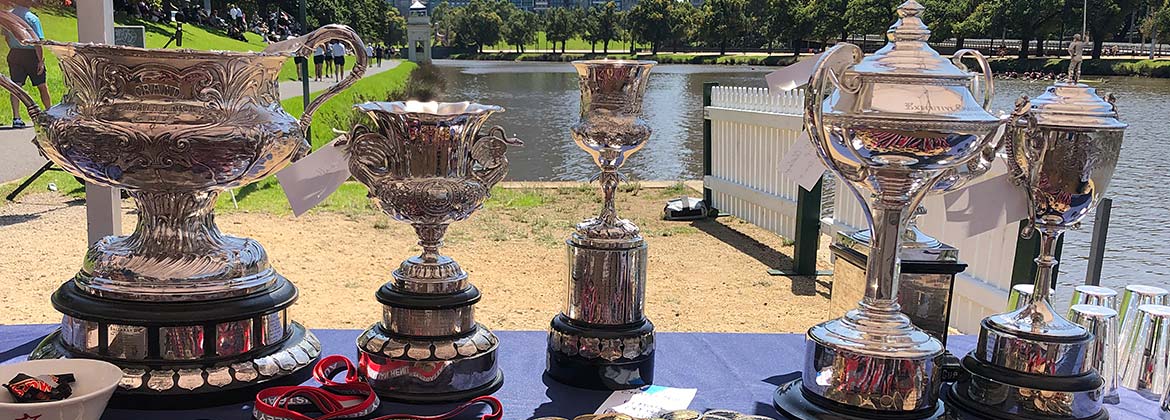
[{"x1": 433, "y1": 59, "x2": 1170, "y2": 301}]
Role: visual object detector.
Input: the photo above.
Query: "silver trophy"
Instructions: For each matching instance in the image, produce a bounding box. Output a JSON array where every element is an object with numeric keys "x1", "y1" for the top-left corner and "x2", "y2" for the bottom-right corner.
[
  {"x1": 774, "y1": 2, "x2": 1005, "y2": 418},
  {"x1": 946, "y1": 78, "x2": 1126, "y2": 420},
  {"x1": 343, "y1": 101, "x2": 520, "y2": 402},
  {"x1": 0, "y1": 13, "x2": 366, "y2": 406},
  {"x1": 546, "y1": 60, "x2": 656, "y2": 390}
]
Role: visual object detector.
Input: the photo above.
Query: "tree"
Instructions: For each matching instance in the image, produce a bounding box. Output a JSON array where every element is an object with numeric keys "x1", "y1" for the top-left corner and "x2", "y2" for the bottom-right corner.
[
  {"x1": 923, "y1": 0, "x2": 978, "y2": 49},
  {"x1": 1078, "y1": 0, "x2": 1136, "y2": 58},
  {"x1": 595, "y1": 2, "x2": 622, "y2": 53},
  {"x1": 962, "y1": 0, "x2": 1063, "y2": 58},
  {"x1": 845, "y1": 0, "x2": 897, "y2": 39},
  {"x1": 544, "y1": 7, "x2": 577, "y2": 53},
  {"x1": 699, "y1": 0, "x2": 748, "y2": 54},
  {"x1": 433, "y1": 1, "x2": 457, "y2": 47},
  {"x1": 757, "y1": 0, "x2": 796, "y2": 53},
  {"x1": 503, "y1": 10, "x2": 540, "y2": 52},
  {"x1": 626, "y1": 0, "x2": 679, "y2": 53},
  {"x1": 453, "y1": 0, "x2": 505, "y2": 52},
  {"x1": 383, "y1": 7, "x2": 408, "y2": 47},
  {"x1": 804, "y1": 0, "x2": 848, "y2": 45},
  {"x1": 671, "y1": 1, "x2": 701, "y2": 52}
]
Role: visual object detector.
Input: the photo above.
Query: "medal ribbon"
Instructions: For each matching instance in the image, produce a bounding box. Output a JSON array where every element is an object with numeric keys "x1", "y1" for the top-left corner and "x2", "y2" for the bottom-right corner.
[{"x1": 254, "y1": 355, "x2": 503, "y2": 420}]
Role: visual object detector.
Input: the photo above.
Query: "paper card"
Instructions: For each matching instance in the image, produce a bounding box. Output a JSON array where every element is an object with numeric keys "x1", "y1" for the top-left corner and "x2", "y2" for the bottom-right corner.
[
  {"x1": 921, "y1": 161, "x2": 1029, "y2": 239},
  {"x1": 275, "y1": 138, "x2": 351, "y2": 217},
  {"x1": 594, "y1": 385, "x2": 697, "y2": 418},
  {"x1": 778, "y1": 130, "x2": 826, "y2": 192},
  {"x1": 765, "y1": 53, "x2": 822, "y2": 93}
]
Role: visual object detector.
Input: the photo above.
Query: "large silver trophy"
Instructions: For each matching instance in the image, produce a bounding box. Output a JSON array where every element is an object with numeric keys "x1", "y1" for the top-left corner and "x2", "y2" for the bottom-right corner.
[
  {"x1": 773, "y1": 2, "x2": 1005, "y2": 418},
  {"x1": 0, "y1": 13, "x2": 366, "y2": 406},
  {"x1": 344, "y1": 101, "x2": 520, "y2": 402},
  {"x1": 945, "y1": 75, "x2": 1126, "y2": 420},
  {"x1": 546, "y1": 60, "x2": 656, "y2": 390}
]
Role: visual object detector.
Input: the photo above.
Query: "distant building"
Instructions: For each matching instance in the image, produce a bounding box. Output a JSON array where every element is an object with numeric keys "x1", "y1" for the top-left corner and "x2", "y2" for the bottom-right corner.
[{"x1": 406, "y1": 0, "x2": 432, "y2": 62}]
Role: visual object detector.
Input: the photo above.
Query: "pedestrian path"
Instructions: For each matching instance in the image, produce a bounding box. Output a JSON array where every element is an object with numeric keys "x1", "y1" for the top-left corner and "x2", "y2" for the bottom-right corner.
[{"x1": 0, "y1": 59, "x2": 402, "y2": 185}]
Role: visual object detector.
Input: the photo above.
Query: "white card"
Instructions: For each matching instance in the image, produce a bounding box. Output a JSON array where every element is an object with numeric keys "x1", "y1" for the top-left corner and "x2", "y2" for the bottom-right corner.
[
  {"x1": 594, "y1": 385, "x2": 697, "y2": 418},
  {"x1": 778, "y1": 131, "x2": 826, "y2": 191},
  {"x1": 765, "y1": 53, "x2": 822, "y2": 93},
  {"x1": 923, "y1": 163, "x2": 1029, "y2": 238},
  {"x1": 275, "y1": 138, "x2": 351, "y2": 217}
]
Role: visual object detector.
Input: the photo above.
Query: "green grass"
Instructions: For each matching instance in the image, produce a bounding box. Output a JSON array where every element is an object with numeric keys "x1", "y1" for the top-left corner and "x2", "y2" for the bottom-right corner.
[
  {"x1": 0, "y1": 6, "x2": 367, "y2": 124},
  {"x1": 448, "y1": 51, "x2": 800, "y2": 66},
  {"x1": 488, "y1": 31, "x2": 647, "y2": 52},
  {"x1": 485, "y1": 188, "x2": 551, "y2": 209},
  {"x1": 281, "y1": 62, "x2": 417, "y2": 150}
]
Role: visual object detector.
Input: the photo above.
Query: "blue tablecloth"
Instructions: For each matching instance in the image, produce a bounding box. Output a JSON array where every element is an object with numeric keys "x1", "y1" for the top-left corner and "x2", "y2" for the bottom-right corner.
[{"x1": 0, "y1": 325, "x2": 1159, "y2": 419}]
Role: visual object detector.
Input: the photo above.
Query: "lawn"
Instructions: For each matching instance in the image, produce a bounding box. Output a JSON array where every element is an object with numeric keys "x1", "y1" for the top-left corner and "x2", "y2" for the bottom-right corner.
[
  {"x1": 488, "y1": 31, "x2": 648, "y2": 52},
  {"x1": 0, "y1": 6, "x2": 362, "y2": 124}
]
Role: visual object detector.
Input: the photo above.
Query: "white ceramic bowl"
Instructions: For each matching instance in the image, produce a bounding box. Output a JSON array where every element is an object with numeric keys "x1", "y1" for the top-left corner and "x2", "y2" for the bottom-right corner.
[{"x1": 0, "y1": 359, "x2": 122, "y2": 420}]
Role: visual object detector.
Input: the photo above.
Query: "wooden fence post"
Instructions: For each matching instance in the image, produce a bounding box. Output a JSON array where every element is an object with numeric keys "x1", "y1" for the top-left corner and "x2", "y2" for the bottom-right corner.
[
  {"x1": 702, "y1": 82, "x2": 717, "y2": 211},
  {"x1": 1010, "y1": 220, "x2": 1064, "y2": 289}
]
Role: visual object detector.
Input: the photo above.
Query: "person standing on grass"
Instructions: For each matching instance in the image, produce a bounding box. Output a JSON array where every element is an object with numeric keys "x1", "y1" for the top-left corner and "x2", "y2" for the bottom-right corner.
[
  {"x1": 312, "y1": 45, "x2": 325, "y2": 81},
  {"x1": 3, "y1": 4, "x2": 51, "y2": 129},
  {"x1": 330, "y1": 40, "x2": 346, "y2": 82}
]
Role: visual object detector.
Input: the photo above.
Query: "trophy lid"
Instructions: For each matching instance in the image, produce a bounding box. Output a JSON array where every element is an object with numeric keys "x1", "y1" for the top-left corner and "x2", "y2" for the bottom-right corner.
[
  {"x1": 849, "y1": 1, "x2": 969, "y2": 80},
  {"x1": 1027, "y1": 83, "x2": 1128, "y2": 130},
  {"x1": 824, "y1": 0, "x2": 1000, "y2": 125}
]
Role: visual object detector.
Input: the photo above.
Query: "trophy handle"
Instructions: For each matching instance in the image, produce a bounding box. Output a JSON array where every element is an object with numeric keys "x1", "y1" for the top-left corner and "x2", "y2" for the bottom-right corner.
[
  {"x1": 338, "y1": 122, "x2": 400, "y2": 191},
  {"x1": 805, "y1": 43, "x2": 863, "y2": 181},
  {"x1": 952, "y1": 49, "x2": 994, "y2": 110},
  {"x1": 0, "y1": 10, "x2": 43, "y2": 119},
  {"x1": 471, "y1": 126, "x2": 523, "y2": 190},
  {"x1": 266, "y1": 24, "x2": 369, "y2": 140},
  {"x1": 1006, "y1": 95, "x2": 1044, "y2": 239}
]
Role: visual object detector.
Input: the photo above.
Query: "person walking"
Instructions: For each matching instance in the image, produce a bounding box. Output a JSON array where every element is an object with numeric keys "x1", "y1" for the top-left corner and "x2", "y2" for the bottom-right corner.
[
  {"x1": 323, "y1": 41, "x2": 334, "y2": 80},
  {"x1": 330, "y1": 40, "x2": 346, "y2": 82},
  {"x1": 3, "y1": 4, "x2": 51, "y2": 128},
  {"x1": 312, "y1": 45, "x2": 325, "y2": 81},
  {"x1": 364, "y1": 43, "x2": 374, "y2": 68},
  {"x1": 374, "y1": 43, "x2": 383, "y2": 67}
]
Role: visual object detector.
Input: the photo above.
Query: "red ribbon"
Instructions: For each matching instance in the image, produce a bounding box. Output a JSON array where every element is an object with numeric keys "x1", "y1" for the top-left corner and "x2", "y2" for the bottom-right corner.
[{"x1": 253, "y1": 355, "x2": 503, "y2": 420}]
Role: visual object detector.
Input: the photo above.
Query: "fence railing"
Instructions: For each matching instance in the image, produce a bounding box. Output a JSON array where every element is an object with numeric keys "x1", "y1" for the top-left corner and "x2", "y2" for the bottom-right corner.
[{"x1": 702, "y1": 82, "x2": 1037, "y2": 333}]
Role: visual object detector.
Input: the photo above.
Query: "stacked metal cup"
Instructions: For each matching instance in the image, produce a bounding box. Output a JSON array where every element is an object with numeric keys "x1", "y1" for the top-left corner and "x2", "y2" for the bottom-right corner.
[
  {"x1": 546, "y1": 60, "x2": 657, "y2": 390},
  {"x1": 945, "y1": 59, "x2": 1127, "y2": 420},
  {"x1": 344, "y1": 101, "x2": 521, "y2": 402},
  {"x1": 773, "y1": 2, "x2": 1006, "y2": 419},
  {"x1": 1068, "y1": 304, "x2": 1120, "y2": 404},
  {"x1": 1119, "y1": 304, "x2": 1170, "y2": 399}
]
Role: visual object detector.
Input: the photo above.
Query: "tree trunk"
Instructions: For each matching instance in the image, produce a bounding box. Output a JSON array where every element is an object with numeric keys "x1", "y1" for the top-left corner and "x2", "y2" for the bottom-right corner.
[
  {"x1": 603, "y1": 39, "x2": 609, "y2": 53},
  {"x1": 1036, "y1": 38, "x2": 1045, "y2": 56},
  {"x1": 791, "y1": 38, "x2": 800, "y2": 57},
  {"x1": 1092, "y1": 37, "x2": 1103, "y2": 60},
  {"x1": 955, "y1": 37, "x2": 965, "y2": 50},
  {"x1": 562, "y1": 40, "x2": 567, "y2": 53},
  {"x1": 1018, "y1": 34, "x2": 1032, "y2": 59},
  {"x1": 720, "y1": 41, "x2": 726, "y2": 55},
  {"x1": 592, "y1": 41, "x2": 596, "y2": 54},
  {"x1": 652, "y1": 41, "x2": 658, "y2": 54}
]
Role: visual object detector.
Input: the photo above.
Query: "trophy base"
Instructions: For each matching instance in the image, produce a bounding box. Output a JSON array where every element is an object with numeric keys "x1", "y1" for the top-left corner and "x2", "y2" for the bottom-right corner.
[
  {"x1": 545, "y1": 314, "x2": 654, "y2": 390},
  {"x1": 29, "y1": 279, "x2": 318, "y2": 408},
  {"x1": 945, "y1": 356, "x2": 1108, "y2": 420},
  {"x1": 773, "y1": 378, "x2": 947, "y2": 420},
  {"x1": 356, "y1": 322, "x2": 502, "y2": 403}
]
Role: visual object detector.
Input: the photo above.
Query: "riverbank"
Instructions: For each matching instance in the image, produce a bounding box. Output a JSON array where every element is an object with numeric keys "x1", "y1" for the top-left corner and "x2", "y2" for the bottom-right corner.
[
  {"x1": 0, "y1": 184, "x2": 832, "y2": 332},
  {"x1": 986, "y1": 57, "x2": 1170, "y2": 78},
  {"x1": 449, "y1": 51, "x2": 800, "y2": 66}
]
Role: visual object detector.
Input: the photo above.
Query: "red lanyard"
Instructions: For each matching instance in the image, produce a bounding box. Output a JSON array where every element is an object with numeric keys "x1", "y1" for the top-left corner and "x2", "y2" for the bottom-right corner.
[{"x1": 253, "y1": 355, "x2": 503, "y2": 420}]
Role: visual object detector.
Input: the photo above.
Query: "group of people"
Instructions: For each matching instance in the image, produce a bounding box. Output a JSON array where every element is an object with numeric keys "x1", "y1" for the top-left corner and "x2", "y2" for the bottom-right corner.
[{"x1": 305, "y1": 42, "x2": 395, "y2": 82}]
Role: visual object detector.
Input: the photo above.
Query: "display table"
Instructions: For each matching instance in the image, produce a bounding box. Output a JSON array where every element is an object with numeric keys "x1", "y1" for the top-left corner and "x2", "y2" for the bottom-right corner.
[{"x1": 0, "y1": 325, "x2": 1157, "y2": 419}]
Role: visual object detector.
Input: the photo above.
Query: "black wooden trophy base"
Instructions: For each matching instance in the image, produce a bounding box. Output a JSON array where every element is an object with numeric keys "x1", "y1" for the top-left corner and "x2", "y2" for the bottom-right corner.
[
  {"x1": 773, "y1": 379, "x2": 947, "y2": 420},
  {"x1": 546, "y1": 314, "x2": 654, "y2": 390}
]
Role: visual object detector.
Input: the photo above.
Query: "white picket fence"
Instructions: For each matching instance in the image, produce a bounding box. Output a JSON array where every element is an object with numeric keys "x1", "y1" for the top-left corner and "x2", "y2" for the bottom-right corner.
[{"x1": 704, "y1": 85, "x2": 1018, "y2": 333}]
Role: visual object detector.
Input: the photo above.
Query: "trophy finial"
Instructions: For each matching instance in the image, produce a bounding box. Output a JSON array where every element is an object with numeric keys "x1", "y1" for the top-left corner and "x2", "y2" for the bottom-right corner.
[{"x1": 889, "y1": 0, "x2": 930, "y2": 41}]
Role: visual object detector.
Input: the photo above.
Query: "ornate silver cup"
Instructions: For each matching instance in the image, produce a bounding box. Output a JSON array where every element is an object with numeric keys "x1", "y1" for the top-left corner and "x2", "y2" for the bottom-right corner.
[
  {"x1": 946, "y1": 77, "x2": 1126, "y2": 420},
  {"x1": 343, "y1": 101, "x2": 520, "y2": 403},
  {"x1": 0, "y1": 13, "x2": 366, "y2": 406},
  {"x1": 773, "y1": 2, "x2": 1005, "y2": 419},
  {"x1": 546, "y1": 59, "x2": 656, "y2": 390}
]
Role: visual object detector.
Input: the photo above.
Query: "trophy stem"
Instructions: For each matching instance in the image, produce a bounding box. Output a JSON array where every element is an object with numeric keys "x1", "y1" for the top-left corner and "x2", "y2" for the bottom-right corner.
[
  {"x1": 1029, "y1": 227, "x2": 1063, "y2": 305},
  {"x1": 413, "y1": 223, "x2": 449, "y2": 263},
  {"x1": 597, "y1": 169, "x2": 620, "y2": 226},
  {"x1": 862, "y1": 205, "x2": 906, "y2": 311},
  {"x1": 125, "y1": 190, "x2": 225, "y2": 255}
]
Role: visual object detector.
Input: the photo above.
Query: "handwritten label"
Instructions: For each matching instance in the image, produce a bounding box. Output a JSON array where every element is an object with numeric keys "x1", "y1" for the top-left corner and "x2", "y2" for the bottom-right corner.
[
  {"x1": 779, "y1": 130, "x2": 826, "y2": 191},
  {"x1": 594, "y1": 385, "x2": 697, "y2": 418},
  {"x1": 765, "y1": 53, "x2": 822, "y2": 93},
  {"x1": 276, "y1": 137, "x2": 351, "y2": 217},
  {"x1": 919, "y1": 160, "x2": 1030, "y2": 239}
]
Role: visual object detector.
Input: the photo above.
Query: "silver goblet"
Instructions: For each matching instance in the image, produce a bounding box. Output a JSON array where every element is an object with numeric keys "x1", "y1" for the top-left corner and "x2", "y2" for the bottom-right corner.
[
  {"x1": 546, "y1": 59, "x2": 657, "y2": 390},
  {"x1": 774, "y1": 2, "x2": 1006, "y2": 419},
  {"x1": 947, "y1": 71, "x2": 1126, "y2": 420},
  {"x1": 0, "y1": 13, "x2": 366, "y2": 406},
  {"x1": 343, "y1": 101, "x2": 520, "y2": 402}
]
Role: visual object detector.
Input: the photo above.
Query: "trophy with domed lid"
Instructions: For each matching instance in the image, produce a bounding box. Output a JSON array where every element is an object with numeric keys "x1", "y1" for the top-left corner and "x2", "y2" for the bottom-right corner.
[
  {"x1": 944, "y1": 58, "x2": 1127, "y2": 420},
  {"x1": 773, "y1": 2, "x2": 1006, "y2": 418}
]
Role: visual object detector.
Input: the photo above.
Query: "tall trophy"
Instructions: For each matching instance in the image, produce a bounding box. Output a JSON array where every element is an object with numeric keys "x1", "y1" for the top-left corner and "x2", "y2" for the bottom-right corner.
[
  {"x1": 0, "y1": 13, "x2": 368, "y2": 406},
  {"x1": 546, "y1": 59, "x2": 656, "y2": 390},
  {"x1": 344, "y1": 101, "x2": 520, "y2": 402},
  {"x1": 773, "y1": 2, "x2": 1005, "y2": 418},
  {"x1": 945, "y1": 69, "x2": 1127, "y2": 420}
]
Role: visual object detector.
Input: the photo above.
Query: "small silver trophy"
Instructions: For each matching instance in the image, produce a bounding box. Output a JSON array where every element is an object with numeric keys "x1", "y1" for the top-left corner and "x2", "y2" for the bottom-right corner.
[
  {"x1": 344, "y1": 101, "x2": 520, "y2": 402},
  {"x1": 0, "y1": 13, "x2": 366, "y2": 406},
  {"x1": 546, "y1": 60, "x2": 656, "y2": 390},
  {"x1": 774, "y1": 2, "x2": 1006, "y2": 419},
  {"x1": 945, "y1": 74, "x2": 1126, "y2": 420}
]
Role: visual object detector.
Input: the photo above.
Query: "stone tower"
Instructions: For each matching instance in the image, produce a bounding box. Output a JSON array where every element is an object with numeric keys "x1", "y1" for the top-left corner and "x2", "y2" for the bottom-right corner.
[{"x1": 406, "y1": 0, "x2": 432, "y2": 62}]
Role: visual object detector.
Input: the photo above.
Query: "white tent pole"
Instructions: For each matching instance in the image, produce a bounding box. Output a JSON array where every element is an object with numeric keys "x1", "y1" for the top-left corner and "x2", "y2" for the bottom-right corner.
[{"x1": 77, "y1": 0, "x2": 122, "y2": 245}]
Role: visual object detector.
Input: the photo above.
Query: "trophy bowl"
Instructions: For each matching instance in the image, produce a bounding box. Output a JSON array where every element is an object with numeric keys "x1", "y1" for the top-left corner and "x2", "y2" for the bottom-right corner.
[
  {"x1": 0, "y1": 14, "x2": 368, "y2": 406},
  {"x1": 344, "y1": 101, "x2": 520, "y2": 402}
]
